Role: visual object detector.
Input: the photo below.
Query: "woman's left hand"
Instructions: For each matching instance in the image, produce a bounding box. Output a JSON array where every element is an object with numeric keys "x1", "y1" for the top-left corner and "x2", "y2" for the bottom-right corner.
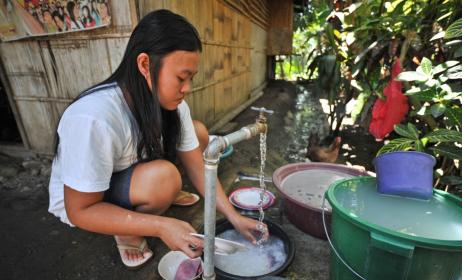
[{"x1": 229, "y1": 214, "x2": 269, "y2": 244}]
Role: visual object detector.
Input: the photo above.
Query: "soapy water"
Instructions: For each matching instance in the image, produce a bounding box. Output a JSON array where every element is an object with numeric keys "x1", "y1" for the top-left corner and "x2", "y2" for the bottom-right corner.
[{"x1": 215, "y1": 229, "x2": 287, "y2": 277}]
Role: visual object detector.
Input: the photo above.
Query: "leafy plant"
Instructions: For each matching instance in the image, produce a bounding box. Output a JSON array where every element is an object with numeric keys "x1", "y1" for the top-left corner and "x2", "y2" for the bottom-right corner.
[
  {"x1": 279, "y1": 0, "x2": 461, "y2": 134},
  {"x1": 378, "y1": 55, "x2": 462, "y2": 195}
]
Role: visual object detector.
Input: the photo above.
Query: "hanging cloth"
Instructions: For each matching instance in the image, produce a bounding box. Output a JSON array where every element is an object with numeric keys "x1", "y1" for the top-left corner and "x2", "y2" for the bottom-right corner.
[{"x1": 369, "y1": 59, "x2": 409, "y2": 141}]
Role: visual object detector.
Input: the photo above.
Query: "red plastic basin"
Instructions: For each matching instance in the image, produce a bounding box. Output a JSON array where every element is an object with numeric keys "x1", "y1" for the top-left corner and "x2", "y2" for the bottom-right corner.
[{"x1": 272, "y1": 162, "x2": 370, "y2": 239}]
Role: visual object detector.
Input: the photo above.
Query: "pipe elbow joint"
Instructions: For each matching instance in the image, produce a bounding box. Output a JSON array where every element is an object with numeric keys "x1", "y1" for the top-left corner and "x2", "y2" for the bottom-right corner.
[{"x1": 204, "y1": 136, "x2": 226, "y2": 164}]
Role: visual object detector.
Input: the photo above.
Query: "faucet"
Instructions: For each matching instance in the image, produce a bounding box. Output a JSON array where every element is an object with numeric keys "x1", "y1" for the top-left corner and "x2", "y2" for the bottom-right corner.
[{"x1": 202, "y1": 107, "x2": 273, "y2": 280}]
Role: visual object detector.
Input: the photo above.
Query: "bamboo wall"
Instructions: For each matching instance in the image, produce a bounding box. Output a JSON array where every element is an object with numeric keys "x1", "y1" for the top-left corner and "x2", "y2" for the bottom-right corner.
[
  {"x1": 0, "y1": 1, "x2": 136, "y2": 153},
  {"x1": 267, "y1": 0, "x2": 293, "y2": 55},
  {"x1": 140, "y1": 0, "x2": 269, "y2": 124},
  {"x1": 0, "y1": 0, "x2": 274, "y2": 154}
]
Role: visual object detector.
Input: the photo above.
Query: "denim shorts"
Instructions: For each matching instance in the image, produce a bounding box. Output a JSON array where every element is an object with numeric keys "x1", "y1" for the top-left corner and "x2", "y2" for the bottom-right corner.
[{"x1": 103, "y1": 164, "x2": 136, "y2": 210}]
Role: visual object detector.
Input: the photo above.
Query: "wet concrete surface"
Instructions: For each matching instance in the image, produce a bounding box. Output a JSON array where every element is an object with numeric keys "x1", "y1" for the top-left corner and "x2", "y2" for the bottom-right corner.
[{"x1": 0, "y1": 80, "x2": 381, "y2": 279}]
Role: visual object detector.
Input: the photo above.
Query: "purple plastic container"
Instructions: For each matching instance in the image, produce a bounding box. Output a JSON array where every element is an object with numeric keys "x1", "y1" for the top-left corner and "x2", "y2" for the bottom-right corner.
[{"x1": 373, "y1": 151, "x2": 436, "y2": 200}]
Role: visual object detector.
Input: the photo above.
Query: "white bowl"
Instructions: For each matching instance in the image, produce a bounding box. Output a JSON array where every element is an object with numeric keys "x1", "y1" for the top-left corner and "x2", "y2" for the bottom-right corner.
[{"x1": 158, "y1": 251, "x2": 202, "y2": 280}]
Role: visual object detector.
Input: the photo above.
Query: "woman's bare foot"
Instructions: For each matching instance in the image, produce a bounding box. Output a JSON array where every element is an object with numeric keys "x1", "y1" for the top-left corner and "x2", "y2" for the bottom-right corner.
[{"x1": 114, "y1": 235, "x2": 153, "y2": 268}]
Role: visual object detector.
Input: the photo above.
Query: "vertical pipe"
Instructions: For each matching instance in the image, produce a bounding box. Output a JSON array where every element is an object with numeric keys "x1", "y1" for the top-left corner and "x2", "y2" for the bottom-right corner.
[
  {"x1": 202, "y1": 122, "x2": 267, "y2": 280},
  {"x1": 203, "y1": 162, "x2": 218, "y2": 280}
]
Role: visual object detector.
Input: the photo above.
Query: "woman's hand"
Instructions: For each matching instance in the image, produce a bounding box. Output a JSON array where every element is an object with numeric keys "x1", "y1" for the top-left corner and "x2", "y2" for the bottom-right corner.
[
  {"x1": 158, "y1": 217, "x2": 204, "y2": 258},
  {"x1": 228, "y1": 214, "x2": 269, "y2": 244}
]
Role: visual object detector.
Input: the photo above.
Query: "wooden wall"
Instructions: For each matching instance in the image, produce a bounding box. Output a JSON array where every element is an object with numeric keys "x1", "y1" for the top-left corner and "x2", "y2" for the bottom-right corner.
[
  {"x1": 267, "y1": 0, "x2": 293, "y2": 55},
  {"x1": 140, "y1": 0, "x2": 269, "y2": 125},
  {"x1": 0, "y1": 0, "x2": 273, "y2": 154},
  {"x1": 0, "y1": 1, "x2": 136, "y2": 153}
]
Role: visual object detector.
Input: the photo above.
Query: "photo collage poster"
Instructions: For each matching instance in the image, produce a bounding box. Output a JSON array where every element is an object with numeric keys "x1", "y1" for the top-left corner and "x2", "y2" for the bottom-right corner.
[{"x1": 0, "y1": 0, "x2": 112, "y2": 42}]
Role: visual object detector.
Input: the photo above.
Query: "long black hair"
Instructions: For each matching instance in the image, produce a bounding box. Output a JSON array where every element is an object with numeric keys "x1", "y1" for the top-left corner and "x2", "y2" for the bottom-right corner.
[
  {"x1": 66, "y1": 1, "x2": 81, "y2": 29},
  {"x1": 55, "y1": 10, "x2": 202, "y2": 163}
]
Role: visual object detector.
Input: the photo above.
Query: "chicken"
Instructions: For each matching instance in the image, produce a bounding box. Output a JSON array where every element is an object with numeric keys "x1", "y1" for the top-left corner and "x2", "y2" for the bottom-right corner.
[{"x1": 307, "y1": 132, "x2": 342, "y2": 163}]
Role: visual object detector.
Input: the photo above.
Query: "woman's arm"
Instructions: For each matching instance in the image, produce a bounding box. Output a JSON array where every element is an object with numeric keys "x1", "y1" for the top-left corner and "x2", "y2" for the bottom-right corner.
[
  {"x1": 177, "y1": 148, "x2": 269, "y2": 243},
  {"x1": 64, "y1": 185, "x2": 203, "y2": 257}
]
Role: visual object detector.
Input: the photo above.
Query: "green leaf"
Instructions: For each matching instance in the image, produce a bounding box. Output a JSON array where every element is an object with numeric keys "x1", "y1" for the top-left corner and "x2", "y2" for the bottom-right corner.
[
  {"x1": 351, "y1": 60, "x2": 364, "y2": 78},
  {"x1": 405, "y1": 88, "x2": 436, "y2": 102},
  {"x1": 394, "y1": 123, "x2": 420, "y2": 140},
  {"x1": 439, "y1": 75, "x2": 449, "y2": 83},
  {"x1": 416, "y1": 66, "x2": 429, "y2": 77},
  {"x1": 354, "y1": 41, "x2": 378, "y2": 64},
  {"x1": 436, "y1": 11, "x2": 453, "y2": 22},
  {"x1": 431, "y1": 103, "x2": 447, "y2": 118},
  {"x1": 416, "y1": 106, "x2": 428, "y2": 116},
  {"x1": 350, "y1": 79, "x2": 363, "y2": 91},
  {"x1": 440, "y1": 176, "x2": 462, "y2": 186},
  {"x1": 405, "y1": 87, "x2": 422, "y2": 94},
  {"x1": 415, "y1": 140, "x2": 424, "y2": 152},
  {"x1": 448, "y1": 71, "x2": 462, "y2": 80},
  {"x1": 443, "y1": 91, "x2": 462, "y2": 100},
  {"x1": 377, "y1": 138, "x2": 415, "y2": 155},
  {"x1": 425, "y1": 129, "x2": 462, "y2": 143},
  {"x1": 430, "y1": 31, "x2": 445, "y2": 41},
  {"x1": 407, "y1": 123, "x2": 420, "y2": 139},
  {"x1": 444, "y1": 40, "x2": 462, "y2": 46},
  {"x1": 345, "y1": 2, "x2": 363, "y2": 14},
  {"x1": 430, "y1": 145, "x2": 462, "y2": 160},
  {"x1": 425, "y1": 78, "x2": 439, "y2": 87},
  {"x1": 454, "y1": 46, "x2": 462, "y2": 58},
  {"x1": 433, "y1": 61, "x2": 460, "y2": 75},
  {"x1": 440, "y1": 84, "x2": 453, "y2": 95},
  {"x1": 351, "y1": 91, "x2": 370, "y2": 121},
  {"x1": 420, "y1": 57, "x2": 433, "y2": 75},
  {"x1": 396, "y1": 71, "x2": 428, "y2": 82},
  {"x1": 445, "y1": 18, "x2": 462, "y2": 39},
  {"x1": 445, "y1": 107, "x2": 462, "y2": 128}
]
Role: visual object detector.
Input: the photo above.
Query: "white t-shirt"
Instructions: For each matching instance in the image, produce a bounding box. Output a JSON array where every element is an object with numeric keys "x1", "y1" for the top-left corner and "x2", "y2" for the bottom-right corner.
[{"x1": 48, "y1": 82, "x2": 199, "y2": 225}]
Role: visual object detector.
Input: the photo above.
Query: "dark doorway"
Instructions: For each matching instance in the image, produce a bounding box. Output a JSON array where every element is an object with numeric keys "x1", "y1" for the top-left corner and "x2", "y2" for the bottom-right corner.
[{"x1": 0, "y1": 79, "x2": 22, "y2": 144}]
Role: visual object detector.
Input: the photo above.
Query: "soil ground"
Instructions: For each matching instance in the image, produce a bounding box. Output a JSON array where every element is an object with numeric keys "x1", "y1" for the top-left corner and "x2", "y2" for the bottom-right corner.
[{"x1": 0, "y1": 80, "x2": 382, "y2": 280}]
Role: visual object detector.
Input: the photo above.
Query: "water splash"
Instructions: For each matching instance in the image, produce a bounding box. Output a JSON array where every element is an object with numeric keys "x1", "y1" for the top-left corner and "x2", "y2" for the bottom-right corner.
[{"x1": 215, "y1": 229, "x2": 287, "y2": 277}]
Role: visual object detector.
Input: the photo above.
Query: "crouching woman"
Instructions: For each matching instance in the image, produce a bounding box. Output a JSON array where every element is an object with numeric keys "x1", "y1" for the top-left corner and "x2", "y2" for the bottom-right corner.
[{"x1": 48, "y1": 9, "x2": 268, "y2": 269}]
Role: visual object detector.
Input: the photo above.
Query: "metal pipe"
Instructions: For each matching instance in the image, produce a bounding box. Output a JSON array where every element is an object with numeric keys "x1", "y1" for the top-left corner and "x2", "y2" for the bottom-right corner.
[
  {"x1": 202, "y1": 120, "x2": 268, "y2": 280},
  {"x1": 234, "y1": 174, "x2": 273, "y2": 183},
  {"x1": 203, "y1": 162, "x2": 218, "y2": 280}
]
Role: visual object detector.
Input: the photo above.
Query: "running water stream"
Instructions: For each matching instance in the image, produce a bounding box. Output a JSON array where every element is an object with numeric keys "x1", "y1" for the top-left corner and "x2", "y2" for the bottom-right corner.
[{"x1": 256, "y1": 130, "x2": 268, "y2": 245}]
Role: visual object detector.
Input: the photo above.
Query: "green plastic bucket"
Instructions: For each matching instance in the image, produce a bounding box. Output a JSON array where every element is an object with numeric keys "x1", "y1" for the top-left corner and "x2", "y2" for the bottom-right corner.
[{"x1": 325, "y1": 176, "x2": 462, "y2": 280}]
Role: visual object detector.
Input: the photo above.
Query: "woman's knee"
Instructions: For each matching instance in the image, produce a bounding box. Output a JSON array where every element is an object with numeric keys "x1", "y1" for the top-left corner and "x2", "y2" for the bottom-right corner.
[
  {"x1": 193, "y1": 120, "x2": 209, "y2": 152},
  {"x1": 129, "y1": 160, "x2": 182, "y2": 209}
]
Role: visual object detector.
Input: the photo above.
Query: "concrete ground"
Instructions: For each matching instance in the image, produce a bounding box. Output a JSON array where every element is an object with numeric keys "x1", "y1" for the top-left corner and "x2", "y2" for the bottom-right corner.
[{"x1": 0, "y1": 80, "x2": 381, "y2": 279}]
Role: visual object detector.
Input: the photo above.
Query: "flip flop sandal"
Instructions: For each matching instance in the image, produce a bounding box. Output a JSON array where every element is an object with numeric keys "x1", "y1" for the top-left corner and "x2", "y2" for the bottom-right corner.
[
  {"x1": 173, "y1": 190, "x2": 200, "y2": 207},
  {"x1": 116, "y1": 238, "x2": 154, "y2": 269}
]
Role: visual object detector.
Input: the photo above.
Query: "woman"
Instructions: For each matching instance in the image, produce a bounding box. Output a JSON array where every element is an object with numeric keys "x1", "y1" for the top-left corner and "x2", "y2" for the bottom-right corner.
[
  {"x1": 90, "y1": 0, "x2": 101, "y2": 25},
  {"x1": 81, "y1": 5, "x2": 96, "y2": 28},
  {"x1": 42, "y1": 9, "x2": 58, "y2": 33},
  {"x1": 65, "y1": 1, "x2": 84, "y2": 30},
  {"x1": 48, "y1": 10, "x2": 268, "y2": 269},
  {"x1": 52, "y1": 10, "x2": 68, "y2": 32},
  {"x1": 98, "y1": 2, "x2": 111, "y2": 25}
]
